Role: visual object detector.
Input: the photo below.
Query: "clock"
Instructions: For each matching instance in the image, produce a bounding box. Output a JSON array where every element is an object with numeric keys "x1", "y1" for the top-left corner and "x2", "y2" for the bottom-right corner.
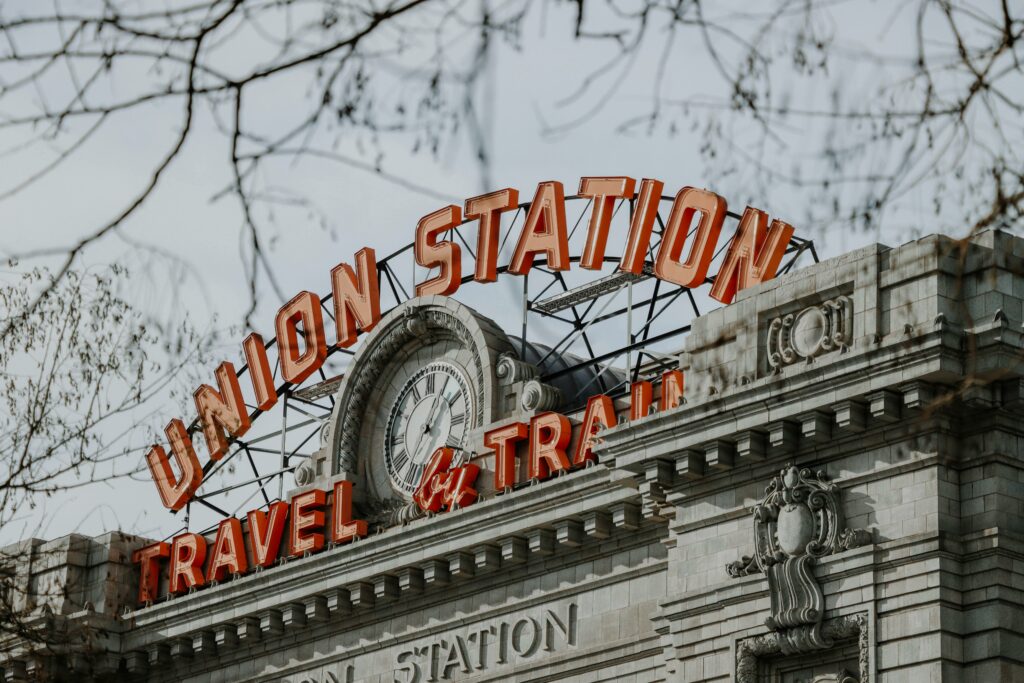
[
  {"x1": 383, "y1": 361, "x2": 472, "y2": 495},
  {"x1": 325, "y1": 299, "x2": 512, "y2": 510}
]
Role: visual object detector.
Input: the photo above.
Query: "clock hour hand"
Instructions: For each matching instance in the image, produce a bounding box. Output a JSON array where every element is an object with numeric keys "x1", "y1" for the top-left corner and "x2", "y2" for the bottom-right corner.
[{"x1": 410, "y1": 430, "x2": 424, "y2": 464}]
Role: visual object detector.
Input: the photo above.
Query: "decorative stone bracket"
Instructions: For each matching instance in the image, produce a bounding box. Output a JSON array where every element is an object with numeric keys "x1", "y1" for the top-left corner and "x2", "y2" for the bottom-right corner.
[{"x1": 727, "y1": 466, "x2": 870, "y2": 655}]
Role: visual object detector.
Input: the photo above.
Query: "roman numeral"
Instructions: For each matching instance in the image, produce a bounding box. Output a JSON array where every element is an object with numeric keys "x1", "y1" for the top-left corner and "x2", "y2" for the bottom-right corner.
[
  {"x1": 446, "y1": 435, "x2": 462, "y2": 449},
  {"x1": 410, "y1": 383, "x2": 422, "y2": 403},
  {"x1": 392, "y1": 448, "x2": 409, "y2": 473},
  {"x1": 392, "y1": 432, "x2": 404, "y2": 445},
  {"x1": 407, "y1": 463, "x2": 425, "y2": 488},
  {"x1": 450, "y1": 413, "x2": 465, "y2": 427},
  {"x1": 426, "y1": 373, "x2": 436, "y2": 393}
]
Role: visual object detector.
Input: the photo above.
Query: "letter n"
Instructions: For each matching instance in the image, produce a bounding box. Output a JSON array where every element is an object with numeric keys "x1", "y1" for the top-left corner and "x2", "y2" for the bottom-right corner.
[
  {"x1": 709, "y1": 207, "x2": 794, "y2": 304},
  {"x1": 332, "y1": 247, "x2": 381, "y2": 348},
  {"x1": 193, "y1": 361, "x2": 251, "y2": 461}
]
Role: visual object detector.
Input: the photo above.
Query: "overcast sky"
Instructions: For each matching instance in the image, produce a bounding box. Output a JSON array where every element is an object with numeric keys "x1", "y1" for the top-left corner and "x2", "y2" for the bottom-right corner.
[{"x1": 0, "y1": 1, "x2": 986, "y2": 544}]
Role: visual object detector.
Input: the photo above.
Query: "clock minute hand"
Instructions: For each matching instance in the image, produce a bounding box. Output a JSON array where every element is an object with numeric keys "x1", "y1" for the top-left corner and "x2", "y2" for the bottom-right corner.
[
  {"x1": 426, "y1": 376, "x2": 450, "y2": 429},
  {"x1": 424, "y1": 391, "x2": 443, "y2": 430},
  {"x1": 410, "y1": 399, "x2": 434, "y2": 462},
  {"x1": 412, "y1": 391, "x2": 443, "y2": 462}
]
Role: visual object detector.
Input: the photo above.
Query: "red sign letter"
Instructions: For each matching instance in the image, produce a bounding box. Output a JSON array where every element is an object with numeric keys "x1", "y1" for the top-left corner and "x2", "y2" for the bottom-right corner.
[
  {"x1": 275, "y1": 291, "x2": 327, "y2": 385},
  {"x1": 132, "y1": 541, "x2": 169, "y2": 604},
  {"x1": 485, "y1": 422, "x2": 528, "y2": 490},
  {"x1": 193, "y1": 361, "x2": 251, "y2": 461},
  {"x1": 660, "y1": 370, "x2": 684, "y2": 411},
  {"x1": 620, "y1": 179, "x2": 664, "y2": 275},
  {"x1": 573, "y1": 395, "x2": 617, "y2": 465},
  {"x1": 169, "y1": 533, "x2": 207, "y2": 595},
  {"x1": 331, "y1": 480, "x2": 367, "y2": 544},
  {"x1": 509, "y1": 181, "x2": 569, "y2": 274},
  {"x1": 578, "y1": 176, "x2": 635, "y2": 270},
  {"x1": 146, "y1": 419, "x2": 203, "y2": 512},
  {"x1": 247, "y1": 501, "x2": 289, "y2": 568},
  {"x1": 709, "y1": 207, "x2": 794, "y2": 304},
  {"x1": 413, "y1": 447, "x2": 480, "y2": 513},
  {"x1": 416, "y1": 205, "x2": 463, "y2": 296},
  {"x1": 655, "y1": 187, "x2": 727, "y2": 287},
  {"x1": 207, "y1": 517, "x2": 248, "y2": 582},
  {"x1": 243, "y1": 332, "x2": 278, "y2": 412},
  {"x1": 331, "y1": 247, "x2": 381, "y2": 348},
  {"x1": 465, "y1": 188, "x2": 519, "y2": 283},
  {"x1": 413, "y1": 447, "x2": 453, "y2": 512},
  {"x1": 528, "y1": 412, "x2": 571, "y2": 480},
  {"x1": 289, "y1": 489, "x2": 326, "y2": 557}
]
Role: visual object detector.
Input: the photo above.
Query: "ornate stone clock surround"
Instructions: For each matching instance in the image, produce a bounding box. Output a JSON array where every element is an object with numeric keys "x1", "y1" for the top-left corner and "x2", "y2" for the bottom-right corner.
[{"x1": 316, "y1": 296, "x2": 516, "y2": 504}]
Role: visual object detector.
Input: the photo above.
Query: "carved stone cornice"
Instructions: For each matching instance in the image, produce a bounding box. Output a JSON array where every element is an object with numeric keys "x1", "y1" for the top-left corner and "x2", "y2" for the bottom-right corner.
[
  {"x1": 120, "y1": 465, "x2": 645, "y2": 665},
  {"x1": 599, "y1": 334, "x2": 966, "y2": 476}
]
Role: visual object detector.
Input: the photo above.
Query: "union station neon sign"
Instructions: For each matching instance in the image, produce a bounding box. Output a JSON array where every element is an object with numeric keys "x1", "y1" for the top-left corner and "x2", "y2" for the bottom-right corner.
[{"x1": 133, "y1": 177, "x2": 795, "y2": 603}]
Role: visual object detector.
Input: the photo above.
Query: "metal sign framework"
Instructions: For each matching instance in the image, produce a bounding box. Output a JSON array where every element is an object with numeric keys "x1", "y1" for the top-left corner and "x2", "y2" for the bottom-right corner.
[{"x1": 173, "y1": 194, "x2": 818, "y2": 538}]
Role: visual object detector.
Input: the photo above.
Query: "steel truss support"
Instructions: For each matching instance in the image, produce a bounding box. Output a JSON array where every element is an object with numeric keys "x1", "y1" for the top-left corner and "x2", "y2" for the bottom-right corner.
[{"x1": 175, "y1": 192, "x2": 819, "y2": 528}]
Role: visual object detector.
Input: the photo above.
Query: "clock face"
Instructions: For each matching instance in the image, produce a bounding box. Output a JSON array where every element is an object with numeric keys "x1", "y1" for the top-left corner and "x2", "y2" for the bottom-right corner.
[{"x1": 384, "y1": 361, "x2": 472, "y2": 495}]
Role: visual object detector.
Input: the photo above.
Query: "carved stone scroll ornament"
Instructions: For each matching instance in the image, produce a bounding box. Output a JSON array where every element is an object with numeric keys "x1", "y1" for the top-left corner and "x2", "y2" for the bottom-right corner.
[
  {"x1": 725, "y1": 554, "x2": 758, "y2": 578},
  {"x1": 726, "y1": 466, "x2": 870, "y2": 655},
  {"x1": 520, "y1": 379, "x2": 562, "y2": 412},
  {"x1": 495, "y1": 353, "x2": 538, "y2": 385},
  {"x1": 767, "y1": 296, "x2": 852, "y2": 371},
  {"x1": 293, "y1": 460, "x2": 315, "y2": 487}
]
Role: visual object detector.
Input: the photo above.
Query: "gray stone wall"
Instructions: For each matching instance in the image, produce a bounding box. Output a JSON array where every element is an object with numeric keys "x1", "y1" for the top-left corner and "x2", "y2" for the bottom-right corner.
[{"x1": 602, "y1": 229, "x2": 1024, "y2": 682}]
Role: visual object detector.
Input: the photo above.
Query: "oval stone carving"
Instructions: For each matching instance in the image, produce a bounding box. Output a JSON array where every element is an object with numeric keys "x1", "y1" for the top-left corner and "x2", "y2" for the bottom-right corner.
[
  {"x1": 765, "y1": 296, "x2": 853, "y2": 372},
  {"x1": 776, "y1": 503, "x2": 814, "y2": 556},
  {"x1": 790, "y1": 307, "x2": 826, "y2": 357}
]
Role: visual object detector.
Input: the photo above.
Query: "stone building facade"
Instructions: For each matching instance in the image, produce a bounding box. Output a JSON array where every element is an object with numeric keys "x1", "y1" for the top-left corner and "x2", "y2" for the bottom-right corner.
[{"x1": 3, "y1": 228, "x2": 1024, "y2": 682}]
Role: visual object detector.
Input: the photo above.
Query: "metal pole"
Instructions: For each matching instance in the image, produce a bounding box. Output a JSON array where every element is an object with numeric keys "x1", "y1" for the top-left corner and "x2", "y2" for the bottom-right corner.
[
  {"x1": 278, "y1": 394, "x2": 289, "y2": 499},
  {"x1": 627, "y1": 279, "x2": 633, "y2": 379},
  {"x1": 521, "y1": 271, "x2": 529, "y2": 357}
]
